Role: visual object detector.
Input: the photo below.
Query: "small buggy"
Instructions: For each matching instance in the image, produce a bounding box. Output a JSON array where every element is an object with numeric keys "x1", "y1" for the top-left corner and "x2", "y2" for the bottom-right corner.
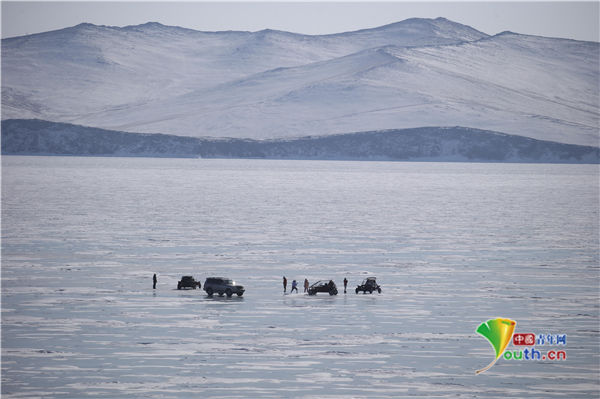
[{"x1": 355, "y1": 277, "x2": 381, "y2": 294}]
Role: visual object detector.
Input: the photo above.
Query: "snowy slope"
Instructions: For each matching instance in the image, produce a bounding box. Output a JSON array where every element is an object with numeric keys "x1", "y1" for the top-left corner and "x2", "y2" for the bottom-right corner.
[
  {"x1": 2, "y1": 18, "x2": 485, "y2": 119},
  {"x1": 76, "y1": 33, "x2": 597, "y2": 145},
  {"x1": 2, "y1": 18, "x2": 598, "y2": 146}
]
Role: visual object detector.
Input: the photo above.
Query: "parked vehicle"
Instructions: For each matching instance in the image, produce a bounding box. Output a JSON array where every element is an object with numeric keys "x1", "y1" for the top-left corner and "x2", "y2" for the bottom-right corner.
[
  {"x1": 177, "y1": 276, "x2": 201, "y2": 290},
  {"x1": 355, "y1": 277, "x2": 381, "y2": 294},
  {"x1": 203, "y1": 277, "x2": 245, "y2": 297},
  {"x1": 308, "y1": 280, "x2": 338, "y2": 296}
]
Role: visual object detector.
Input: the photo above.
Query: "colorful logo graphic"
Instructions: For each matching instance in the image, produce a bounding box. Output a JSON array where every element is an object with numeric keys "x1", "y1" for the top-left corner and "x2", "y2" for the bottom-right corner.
[{"x1": 475, "y1": 317, "x2": 516, "y2": 374}]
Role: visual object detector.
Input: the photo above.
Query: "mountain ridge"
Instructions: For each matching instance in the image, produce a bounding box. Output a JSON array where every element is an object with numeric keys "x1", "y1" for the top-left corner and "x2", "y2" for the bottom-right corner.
[{"x1": 4, "y1": 17, "x2": 486, "y2": 40}]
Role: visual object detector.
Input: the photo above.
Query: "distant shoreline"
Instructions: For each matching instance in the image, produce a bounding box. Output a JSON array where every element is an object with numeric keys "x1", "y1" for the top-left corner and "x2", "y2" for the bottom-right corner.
[{"x1": 2, "y1": 119, "x2": 598, "y2": 164}]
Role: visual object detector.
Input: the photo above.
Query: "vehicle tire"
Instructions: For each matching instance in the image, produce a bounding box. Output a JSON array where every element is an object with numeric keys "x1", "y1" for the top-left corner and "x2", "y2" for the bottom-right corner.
[
  {"x1": 177, "y1": 283, "x2": 181, "y2": 290},
  {"x1": 378, "y1": 288, "x2": 382, "y2": 294},
  {"x1": 237, "y1": 292, "x2": 244, "y2": 297},
  {"x1": 369, "y1": 289, "x2": 373, "y2": 294},
  {"x1": 355, "y1": 288, "x2": 359, "y2": 294},
  {"x1": 206, "y1": 287, "x2": 213, "y2": 296},
  {"x1": 226, "y1": 289, "x2": 233, "y2": 298}
]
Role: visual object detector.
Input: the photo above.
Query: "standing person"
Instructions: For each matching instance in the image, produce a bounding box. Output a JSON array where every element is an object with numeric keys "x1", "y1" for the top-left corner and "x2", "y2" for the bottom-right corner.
[
  {"x1": 153, "y1": 273, "x2": 157, "y2": 289},
  {"x1": 304, "y1": 279, "x2": 309, "y2": 293},
  {"x1": 283, "y1": 276, "x2": 287, "y2": 293},
  {"x1": 291, "y1": 280, "x2": 298, "y2": 293},
  {"x1": 343, "y1": 277, "x2": 348, "y2": 294}
]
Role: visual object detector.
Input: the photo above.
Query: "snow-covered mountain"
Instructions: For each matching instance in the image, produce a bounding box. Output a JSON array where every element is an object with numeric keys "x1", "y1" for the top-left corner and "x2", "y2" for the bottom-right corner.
[
  {"x1": 2, "y1": 18, "x2": 598, "y2": 147},
  {"x1": 1, "y1": 18, "x2": 485, "y2": 120}
]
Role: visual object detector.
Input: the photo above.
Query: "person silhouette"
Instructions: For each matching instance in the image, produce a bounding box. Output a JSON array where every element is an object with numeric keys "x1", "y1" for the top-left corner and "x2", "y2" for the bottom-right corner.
[
  {"x1": 153, "y1": 273, "x2": 157, "y2": 289},
  {"x1": 283, "y1": 276, "x2": 287, "y2": 293},
  {"x1": 291, "y1": 280, "x2": 298, "y2": 293}
]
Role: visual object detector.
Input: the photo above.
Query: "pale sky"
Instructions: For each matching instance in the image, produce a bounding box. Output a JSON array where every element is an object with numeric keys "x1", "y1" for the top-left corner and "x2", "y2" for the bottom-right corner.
[{"x1": 1, "y1": 1, "x2": 599, "y2": 42}]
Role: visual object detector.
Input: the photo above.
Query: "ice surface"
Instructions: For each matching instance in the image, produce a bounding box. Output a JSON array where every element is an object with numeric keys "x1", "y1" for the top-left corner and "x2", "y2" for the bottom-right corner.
[{"x1": 1, "y1": 157, "x2": 598, "y2": 398}]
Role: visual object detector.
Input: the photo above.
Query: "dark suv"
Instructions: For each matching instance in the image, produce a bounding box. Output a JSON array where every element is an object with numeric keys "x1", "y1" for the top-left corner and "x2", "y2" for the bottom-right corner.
[
  {"x1": 177, "y1": 276, "x2": 201, "y2": 290},
  {"x1": 203, "y1": 277, "x2": 245, "y2": 297},
  {"x1": 356, "y1": 277, "x2": 381, "y2": 294},
  {"x1": 308, "y1": 280, "x2": 338, "y2": 296}
]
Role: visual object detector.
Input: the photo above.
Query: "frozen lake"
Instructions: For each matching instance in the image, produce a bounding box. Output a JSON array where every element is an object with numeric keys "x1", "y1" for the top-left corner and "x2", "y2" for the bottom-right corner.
[{"x1": 2, "y1": 156, "x2": 598, "y2": 398}]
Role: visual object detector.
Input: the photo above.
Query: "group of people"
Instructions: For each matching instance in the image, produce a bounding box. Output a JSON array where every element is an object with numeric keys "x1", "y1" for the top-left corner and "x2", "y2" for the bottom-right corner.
[
  {"x1": 283, "y1": 276, "x2": 350, "y2": 294},
  {"x1": 282, "y1": 277, "x2": 307, "y2": 293}
]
